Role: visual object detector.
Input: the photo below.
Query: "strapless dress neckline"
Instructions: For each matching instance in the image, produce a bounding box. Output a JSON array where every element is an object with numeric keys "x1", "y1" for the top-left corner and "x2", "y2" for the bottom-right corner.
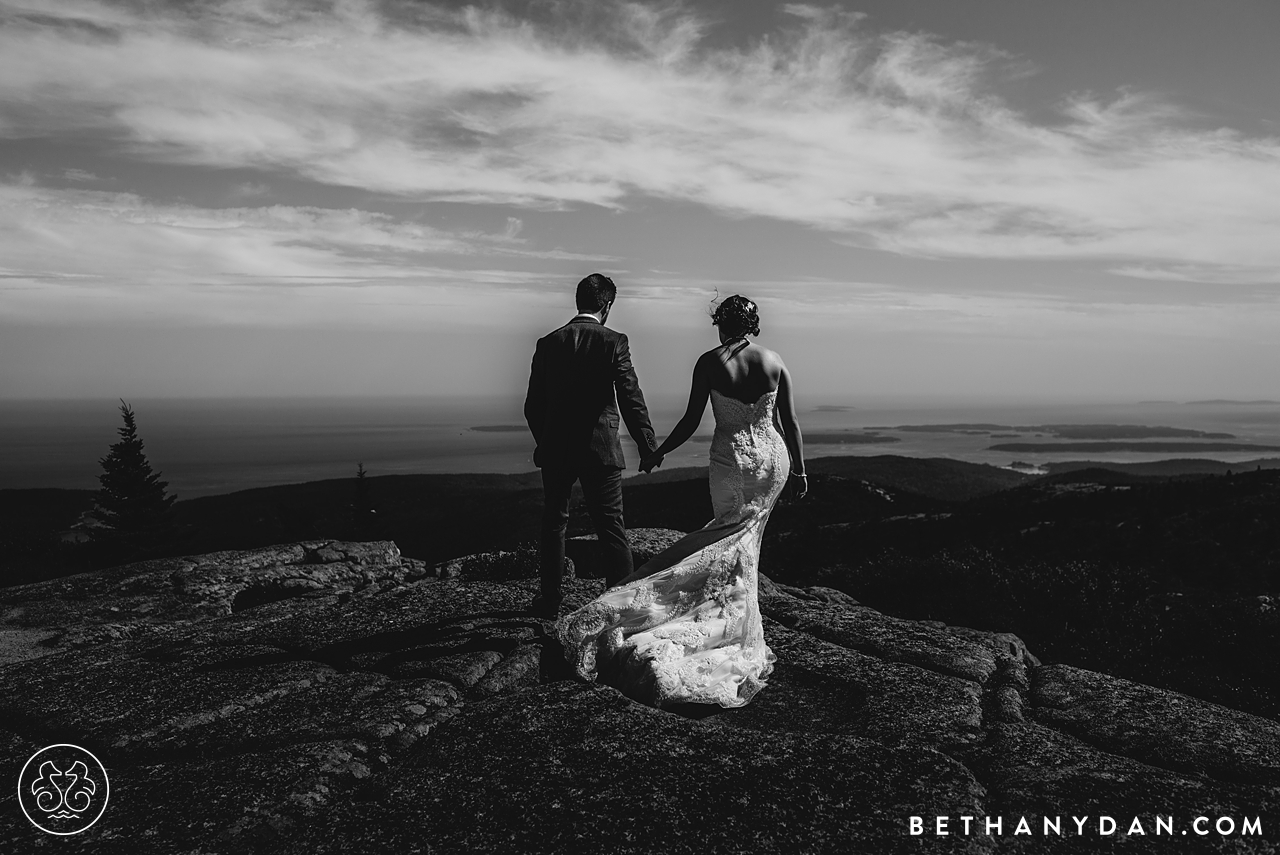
[{"x1": 710, "y1": 387, "x2": 778, "y2": 407}]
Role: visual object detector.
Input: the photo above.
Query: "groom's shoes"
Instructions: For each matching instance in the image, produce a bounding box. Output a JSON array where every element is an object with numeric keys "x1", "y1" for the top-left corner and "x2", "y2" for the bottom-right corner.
[{"x1": 529, "y1": 593, "x2": 562, "y2": 620}]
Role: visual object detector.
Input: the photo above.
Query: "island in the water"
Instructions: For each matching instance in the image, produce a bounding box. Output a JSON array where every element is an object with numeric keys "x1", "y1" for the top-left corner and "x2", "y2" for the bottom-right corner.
[
  {"x1": 892, "y1": 423, "x2": 1237, "y2": 440},
  {"x1": 1186, "y1": 399, "x2": 1280, "y2": 405}
]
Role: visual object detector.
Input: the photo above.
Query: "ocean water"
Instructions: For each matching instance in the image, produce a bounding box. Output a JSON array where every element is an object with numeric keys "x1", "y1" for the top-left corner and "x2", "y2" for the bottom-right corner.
[{"x1": 2, "y1": 396, "x2": 1279, "y2": 498}]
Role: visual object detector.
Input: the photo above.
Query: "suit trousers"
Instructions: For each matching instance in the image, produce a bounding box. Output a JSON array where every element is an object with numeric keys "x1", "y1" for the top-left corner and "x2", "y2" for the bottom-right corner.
[{"x1": 539, "y1": 460, "x2": 633, "y2": 597}]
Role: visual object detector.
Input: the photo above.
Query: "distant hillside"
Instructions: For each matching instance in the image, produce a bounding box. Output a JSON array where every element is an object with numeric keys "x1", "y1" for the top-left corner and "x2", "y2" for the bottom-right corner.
[
  {"x1": 624, "y1": 466, "x2": 706, "y2": 486},
  {"x1": 0, "y1": 475, "x2": 546, "y2": 587},
  {"x1": 1046, "y1": 457, "x2": 1280, "y2": 478},
  {"x1": 0, "y1": 488, "x2": 98, "y2": 581},
  {"x1": 172, "y1": 472, "x2": 548, "y2": 566},
  {"x1": 0, "y1": 455, "x2": 1025, "y2": 585},
  {"x1": 804, "y1": 455, "x2": 1031, "y2": 501},
  {"x1": 1186, "y1": 399, "x2": 1280, "y2": 405},
  {"x1": 629, "y1": 455, "x2": 1029, "y2": 502},
  {"x1": 0, "y1": 487, "x2": 95, "y2": 530}
]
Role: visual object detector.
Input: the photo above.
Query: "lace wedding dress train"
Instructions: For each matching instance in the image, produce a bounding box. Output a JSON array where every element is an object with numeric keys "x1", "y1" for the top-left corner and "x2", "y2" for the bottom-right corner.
[{"x1": 557, "y1": 389, "x2": 789, "y2": 708}]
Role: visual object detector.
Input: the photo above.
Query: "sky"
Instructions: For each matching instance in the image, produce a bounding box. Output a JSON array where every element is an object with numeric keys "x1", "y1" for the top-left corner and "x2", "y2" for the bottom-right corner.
[{"x1": 1, "y1": 0, "x2": 1278, "y2": 405}]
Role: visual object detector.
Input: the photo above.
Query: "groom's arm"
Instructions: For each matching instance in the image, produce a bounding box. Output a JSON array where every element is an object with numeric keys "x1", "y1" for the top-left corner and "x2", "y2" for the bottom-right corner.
[
  {"x1": 613, "y1": 333, "x2": 656, "y2": 454},
  {"x1": 524, "y1": 338, "x2": 546, "y2": 445}
]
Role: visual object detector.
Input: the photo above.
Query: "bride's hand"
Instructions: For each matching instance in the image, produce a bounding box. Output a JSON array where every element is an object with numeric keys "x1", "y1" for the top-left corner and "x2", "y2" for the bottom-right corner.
[
  {"x1": 639, "y1": 451, "x2": 665, "y2": 473},
  {"x1": 789, "y1": 472, "x2": 808, "y2": 499}
]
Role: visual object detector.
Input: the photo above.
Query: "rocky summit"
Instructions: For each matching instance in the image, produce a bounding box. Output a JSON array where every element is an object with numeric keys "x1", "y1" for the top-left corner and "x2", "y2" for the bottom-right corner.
[{"x1": 1, "y1": 534, "x2": 1277, "y2": 854}]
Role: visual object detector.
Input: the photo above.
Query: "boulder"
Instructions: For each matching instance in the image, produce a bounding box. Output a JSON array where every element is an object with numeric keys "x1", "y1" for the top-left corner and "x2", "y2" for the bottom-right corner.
[
  {"x1": 1030, "y1": 663, "x2": 1280, "y2": 786},
  {"x1": 434, "y1": 546, "x2": 572, "y2": 582},
  {"x1": 565, "y1": 527, "x2": 686, "y2": 578},
  {"x1": 0, "y1": 539, "x2": 428, "y2": 655}
]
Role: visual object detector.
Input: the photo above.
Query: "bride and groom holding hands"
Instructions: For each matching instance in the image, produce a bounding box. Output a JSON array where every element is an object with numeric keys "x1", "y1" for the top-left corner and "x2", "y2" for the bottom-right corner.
[{"x1": 524, "y1": 273, "x2": 806, "y2": 710}]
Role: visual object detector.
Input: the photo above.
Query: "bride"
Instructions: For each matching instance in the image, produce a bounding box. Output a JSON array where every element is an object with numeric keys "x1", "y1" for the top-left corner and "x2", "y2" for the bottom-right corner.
[{"x1": 556, "y1": 295, "x2": 806, "y2": 709}]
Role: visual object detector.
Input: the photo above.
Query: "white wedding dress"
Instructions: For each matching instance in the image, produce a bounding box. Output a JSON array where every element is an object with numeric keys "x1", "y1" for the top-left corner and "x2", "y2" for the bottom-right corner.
[{"x1": 557, "y1": 388, "x2": 788, "y2": 708}]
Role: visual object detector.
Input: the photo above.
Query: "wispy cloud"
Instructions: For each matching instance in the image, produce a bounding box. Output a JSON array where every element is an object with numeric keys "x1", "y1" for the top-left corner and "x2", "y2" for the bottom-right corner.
[
  {"x1": 229, "y1": 181, "x2": 271, "y2": 199},
  {"x1": 61, "y1": 168, "x2": 101, "y2": 182},
  {"x1": 1106, "y1": 263, "x2": 1280, "y2": 285},
  {"x1": 0, "y1": 181, "x2": 610, "y2": 324},
  {"x1": 0, "y1": 183, "x2": 490, "y2": 282},
  {"x1": 2, "y1": 0, "x2": 1278, "y2": 283}
]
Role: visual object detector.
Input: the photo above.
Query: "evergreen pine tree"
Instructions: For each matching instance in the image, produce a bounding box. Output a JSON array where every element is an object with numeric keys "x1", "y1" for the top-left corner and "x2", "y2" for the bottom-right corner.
[
  {"x1": 94, "y1": 401, "x2": 176, "y2": 556},
  {"x1": 348, "y1": 461, "x2": 378, "y2": 540}
]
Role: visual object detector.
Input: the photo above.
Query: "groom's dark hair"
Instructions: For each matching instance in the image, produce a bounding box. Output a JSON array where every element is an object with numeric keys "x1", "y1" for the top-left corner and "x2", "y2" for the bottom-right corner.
[{"x1": 576, "y1": 273, "x2": 617, "y2": 313}]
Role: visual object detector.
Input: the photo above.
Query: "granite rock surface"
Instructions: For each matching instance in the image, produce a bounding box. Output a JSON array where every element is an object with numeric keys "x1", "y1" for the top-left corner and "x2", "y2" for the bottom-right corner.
[{"x1": 1, "y1": 535, "x2": 1276, "y2": 853}]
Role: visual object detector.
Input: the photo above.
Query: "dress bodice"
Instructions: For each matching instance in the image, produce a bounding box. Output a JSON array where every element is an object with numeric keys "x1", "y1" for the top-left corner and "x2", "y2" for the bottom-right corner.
[
  {"x1": 710, "y1": 387, "x2": 778, "y2": 436},
  {"x1": 710, "y1": 388, "x2": 782, "y2": 467},
  {"x1": 708, "y1": 388, "x2": 788, "y2": 524}
]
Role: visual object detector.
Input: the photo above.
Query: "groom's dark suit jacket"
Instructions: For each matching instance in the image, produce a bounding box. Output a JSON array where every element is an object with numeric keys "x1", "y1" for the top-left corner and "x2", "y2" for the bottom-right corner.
[{"x1": 524, "y1": 316, "x2": 656, "y2": 469}]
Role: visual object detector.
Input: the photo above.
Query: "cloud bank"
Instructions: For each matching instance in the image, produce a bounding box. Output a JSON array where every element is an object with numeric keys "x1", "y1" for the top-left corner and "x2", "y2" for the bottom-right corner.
[
  {"x1": 1, "y1": 0, "x2": 1278, "y2": 286},
  {"x1": 0, "y1": 180, "x2": 603, "y2": 325}
]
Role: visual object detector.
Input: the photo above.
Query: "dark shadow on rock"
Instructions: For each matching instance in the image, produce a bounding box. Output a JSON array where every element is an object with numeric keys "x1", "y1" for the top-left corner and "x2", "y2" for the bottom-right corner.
[
  {"x1": 231, "y1": 579, "x2": 326, "y2": 613},
  {"x1": 718, "y1": 662, "x2": 869, "y2": 733},
  {"x1": 194, "y1": 649, "x2": 309, "y2": 672},
  {"x1": 196, "y1": 609, "x2": 567, "y2": 691},
  {"x1": 372, "y1": 630, "x2": 524, "y2": 671},
  {"x1": 654, "y1": 662, "x2": 871, "y2": 727},
  {"x1": 660, "y1": 701, "x2": 726, "y2": 721},
  {"x1": 536, "y1": 632, "x2": 577, "y2": 684},
  {"x1": 310, "y1": 610, "x2": 535, "y2": 660}
]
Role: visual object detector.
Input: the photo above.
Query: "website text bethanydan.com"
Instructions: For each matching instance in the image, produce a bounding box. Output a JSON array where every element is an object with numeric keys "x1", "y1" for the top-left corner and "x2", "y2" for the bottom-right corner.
[{"x1": 910, "y1": 815, "x2": 1264, "y2": 838}]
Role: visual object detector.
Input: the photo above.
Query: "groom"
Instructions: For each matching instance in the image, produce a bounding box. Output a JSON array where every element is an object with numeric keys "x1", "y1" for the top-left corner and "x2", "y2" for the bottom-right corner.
[{"x1": 524, "y1": 273, "x2": 658, "y2": 619}]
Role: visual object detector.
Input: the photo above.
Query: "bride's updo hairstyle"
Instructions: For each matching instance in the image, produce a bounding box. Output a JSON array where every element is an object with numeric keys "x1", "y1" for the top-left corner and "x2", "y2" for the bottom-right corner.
[{"x1": 711, "y1": 294, "x2": 761, "y2": 337}]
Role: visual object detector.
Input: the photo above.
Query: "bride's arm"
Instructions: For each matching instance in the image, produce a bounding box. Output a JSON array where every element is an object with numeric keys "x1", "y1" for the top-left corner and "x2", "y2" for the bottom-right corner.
[
  {"x1": 652, "y1": 354, "x2": 713, "y2": 458},
  {"x1": 776, "y1": 362, "x2": 805, "y2": 476}
]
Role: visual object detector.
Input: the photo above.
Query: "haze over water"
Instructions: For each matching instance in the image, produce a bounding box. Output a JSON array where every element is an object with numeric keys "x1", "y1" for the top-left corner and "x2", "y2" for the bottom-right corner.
[{"x1": 4, "y1": 396, "x2": 1278, "y2": 499}]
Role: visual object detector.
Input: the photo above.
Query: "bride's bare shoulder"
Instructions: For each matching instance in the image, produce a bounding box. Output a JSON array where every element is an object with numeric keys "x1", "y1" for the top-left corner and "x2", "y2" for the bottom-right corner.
[
  {"x1": 754, "y1": 344, "x2": 785, "y2": 367},
  {"x1": 692, "y1": 349, "x2": 723, "y2": 380},
  {"x1": 696, "y1": 347, "x2": 724, "y2": 367}
]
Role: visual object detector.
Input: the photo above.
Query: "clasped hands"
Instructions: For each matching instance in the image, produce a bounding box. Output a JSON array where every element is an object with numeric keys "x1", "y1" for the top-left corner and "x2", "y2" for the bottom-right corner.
[{"x1": 639, "y1": 449, "x2": 665, "y2": 473}]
